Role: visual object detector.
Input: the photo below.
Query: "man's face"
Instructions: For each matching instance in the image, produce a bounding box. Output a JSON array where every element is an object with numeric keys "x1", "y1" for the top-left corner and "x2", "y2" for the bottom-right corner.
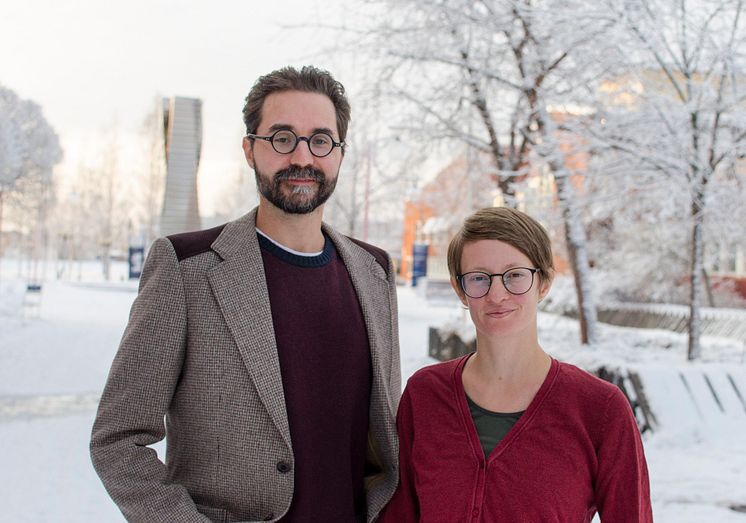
[{"x1": 242, "y1": 90, "x2": 343, "y2": 214}]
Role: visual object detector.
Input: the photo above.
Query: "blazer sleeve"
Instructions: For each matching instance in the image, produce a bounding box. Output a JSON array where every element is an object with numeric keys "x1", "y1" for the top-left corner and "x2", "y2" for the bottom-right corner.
[
  {"x1": 594, "y1": 387, "x2": 653, "y2": 523},
  {"x1": 378, "y1": 387, "x2": 420, "y2": 522},
  {"x1": 89, "y1": 237, "x2": 210, "y2": 522}
]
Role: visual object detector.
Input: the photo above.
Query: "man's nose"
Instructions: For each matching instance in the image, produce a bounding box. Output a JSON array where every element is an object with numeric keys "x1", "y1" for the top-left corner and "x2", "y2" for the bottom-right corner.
[{"x1": 289, "y1": 139, "x2": 315, "y2": 167}]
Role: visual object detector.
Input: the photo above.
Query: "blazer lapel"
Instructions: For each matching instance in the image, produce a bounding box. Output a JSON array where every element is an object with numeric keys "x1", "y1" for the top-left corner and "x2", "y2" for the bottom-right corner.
[
  {"x1": 207, "y1": 209, "x2": 291, "y2": 448},
  {"x1": 325, "y1": 225, "x2": 397, "y2": 417}
]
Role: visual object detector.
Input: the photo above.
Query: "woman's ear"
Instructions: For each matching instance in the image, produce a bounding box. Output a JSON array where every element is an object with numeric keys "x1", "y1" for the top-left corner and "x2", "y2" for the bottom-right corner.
[
  {"x1": 537, "y1": 270, "x2": 554, "y2": 302},
  {"x1": 451, "y1": 277, "x2": 468, "y2": 308}
]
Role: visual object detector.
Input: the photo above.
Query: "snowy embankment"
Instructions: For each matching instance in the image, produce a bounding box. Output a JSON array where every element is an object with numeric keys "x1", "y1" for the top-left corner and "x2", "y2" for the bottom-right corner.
[{"x1": 1, "y1": 262, "x2": 745, "y2": 522}]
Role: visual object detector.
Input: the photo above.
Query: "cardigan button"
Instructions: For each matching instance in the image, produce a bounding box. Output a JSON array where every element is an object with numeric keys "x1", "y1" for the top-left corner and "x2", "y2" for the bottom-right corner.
[
  {"x1": 276, "y1": 461, "x2": 291, "y2": 474},
  {"x1": 472, "y1": 508, "x2": 480, "y2": 517},
  {"x1": 263, "y1": 514, "x2": 274, "y2": 521}
]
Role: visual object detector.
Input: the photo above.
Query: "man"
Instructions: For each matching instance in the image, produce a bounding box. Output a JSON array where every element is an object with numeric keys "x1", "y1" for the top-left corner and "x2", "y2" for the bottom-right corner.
[{"x1": 90, "y1": 66, "x2": 401, "y2": 522}]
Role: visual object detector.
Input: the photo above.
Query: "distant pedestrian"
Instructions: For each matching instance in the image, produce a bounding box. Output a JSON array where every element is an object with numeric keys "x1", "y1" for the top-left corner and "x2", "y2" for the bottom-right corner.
[
  {"x1": 379, "y1": 206, "x2": 652, "y2": 522},
  {"x1": 91, "y1": 65, "x2": 401, "y2": 522}
]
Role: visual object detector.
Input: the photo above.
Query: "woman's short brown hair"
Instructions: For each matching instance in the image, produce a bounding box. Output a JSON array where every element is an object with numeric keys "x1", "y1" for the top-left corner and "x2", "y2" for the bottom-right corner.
[
  {"x1": 242, "y1": 65, "x2": 351, "y2": 143},
  {"x1": 447, "y1": 206, "x2": 555, "y2": 286}
]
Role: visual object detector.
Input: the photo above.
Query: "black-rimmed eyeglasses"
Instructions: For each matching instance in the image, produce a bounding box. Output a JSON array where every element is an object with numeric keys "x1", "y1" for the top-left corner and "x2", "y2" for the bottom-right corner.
[
  {"x1": 457, "y1": 267, "x2": 539, "y2": 298},
  {"x1": 247, "y1": 129, "x2": 344, "y2": 158}
]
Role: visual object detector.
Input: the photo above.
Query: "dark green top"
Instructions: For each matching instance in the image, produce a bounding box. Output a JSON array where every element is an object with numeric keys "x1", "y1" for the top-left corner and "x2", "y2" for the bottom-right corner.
[{"x1": 466, "y1": 395, "x2": 524, "y2": 458}]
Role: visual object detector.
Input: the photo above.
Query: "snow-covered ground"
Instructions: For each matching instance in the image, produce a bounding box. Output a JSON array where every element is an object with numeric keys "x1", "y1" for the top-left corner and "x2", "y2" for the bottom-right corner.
[{"x1": 1, "y1": 260, "x2": 745, "y2": 522}]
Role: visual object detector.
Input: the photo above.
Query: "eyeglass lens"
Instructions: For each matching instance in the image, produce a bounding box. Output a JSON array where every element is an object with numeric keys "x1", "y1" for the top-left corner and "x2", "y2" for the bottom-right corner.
[
  {"x1": 461, "y1": 268, "x2": 534, "y2": 297},
  {"x1": 271, "y1": 130, "x2": 334, "y2": 157}
]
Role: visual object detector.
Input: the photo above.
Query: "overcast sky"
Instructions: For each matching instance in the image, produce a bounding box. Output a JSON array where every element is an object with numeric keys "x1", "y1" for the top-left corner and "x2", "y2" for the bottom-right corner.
[{"x1": 0, "y1": 0, "x2": 352, "y2": 214}]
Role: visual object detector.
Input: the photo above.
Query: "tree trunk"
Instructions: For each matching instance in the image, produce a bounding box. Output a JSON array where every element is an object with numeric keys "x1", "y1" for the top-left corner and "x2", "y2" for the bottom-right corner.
[
  {"x1": 554, "y1": 172, "x2": 598, "y2": 345},
  {"x1": 102, "y1": 241, "x2": 111, "y2": 281},
  {"x1": 702, "y1": 267, "x2": 715, "y2": 307},
  {"x1": 534, "y1": 105, "x2": 598, "y2": 345},
  {"x1": 459, "y1": 47, "x2": 518, "y2": 205},
  {"x1": 687, "y1": 197, "x2": 704, "y2": 360},
  {"x1": 687, "y1": 105, "x2": 706, "y2": 361}
]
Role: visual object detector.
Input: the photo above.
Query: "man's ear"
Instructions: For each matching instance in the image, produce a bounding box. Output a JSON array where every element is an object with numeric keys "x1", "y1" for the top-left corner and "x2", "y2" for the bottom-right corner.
[
  {"x1": 242, "y1": 136, "x2": 255, "y2": 169},
  {"x1": 451, "y1": 277, "x2": 468, "y2": 307}
]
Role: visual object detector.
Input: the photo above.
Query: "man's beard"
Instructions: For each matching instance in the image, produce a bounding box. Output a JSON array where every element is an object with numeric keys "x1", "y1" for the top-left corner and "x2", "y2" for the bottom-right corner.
[{"x1": 255, "y1": 164, "x2": 338, "y2": 214}]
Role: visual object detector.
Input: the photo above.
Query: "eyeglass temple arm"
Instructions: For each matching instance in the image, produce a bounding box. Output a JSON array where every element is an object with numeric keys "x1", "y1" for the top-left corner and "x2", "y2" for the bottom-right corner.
[{"x1": 246, "y1": 134, "x2": 272, "y2": 142}]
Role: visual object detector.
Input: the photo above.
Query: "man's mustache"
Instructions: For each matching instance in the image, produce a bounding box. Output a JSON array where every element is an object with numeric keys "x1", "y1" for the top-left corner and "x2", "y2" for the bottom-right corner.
[{"x1": 273, "y1": 166, "x2": 325, "y2": 183}]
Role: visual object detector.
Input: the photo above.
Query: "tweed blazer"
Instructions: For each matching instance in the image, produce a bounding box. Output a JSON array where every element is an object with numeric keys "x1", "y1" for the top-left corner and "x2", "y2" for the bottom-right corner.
[{"x1": 90, "y1": 208, "x2": 401, "y2": 523}]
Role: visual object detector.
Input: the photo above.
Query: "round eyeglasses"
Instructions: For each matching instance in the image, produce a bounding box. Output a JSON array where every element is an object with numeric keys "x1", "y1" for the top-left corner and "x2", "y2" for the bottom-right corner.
[
  {"x1": 247, "y1": 129, "x2": 344, "y2": 158},
  {"x1": 457, "y1": 267, "x2": 539, "y2": 298}
]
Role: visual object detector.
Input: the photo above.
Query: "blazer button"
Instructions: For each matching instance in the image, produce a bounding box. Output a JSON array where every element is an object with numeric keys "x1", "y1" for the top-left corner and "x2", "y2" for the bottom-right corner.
[
  {"x1": 276, "y1": 461, "x2": 291, "y2": 473},
  {"x1": 263, "y1": 514, "x2": 274, "y2": 521}
]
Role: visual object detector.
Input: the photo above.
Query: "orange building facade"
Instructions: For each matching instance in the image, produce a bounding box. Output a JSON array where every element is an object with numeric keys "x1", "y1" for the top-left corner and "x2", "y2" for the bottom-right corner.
[{"x1": 400, "y1": 154, "x2": 497, "y2": 283}]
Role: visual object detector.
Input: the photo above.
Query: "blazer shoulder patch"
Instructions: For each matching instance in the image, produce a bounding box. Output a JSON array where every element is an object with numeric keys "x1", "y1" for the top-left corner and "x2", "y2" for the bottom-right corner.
[
  {"x1": 346, "y1": 236, "x2": 390, "y2": 276},
  {"x1": 168, "y1": 224, "x2": 226, "y2": 261}
]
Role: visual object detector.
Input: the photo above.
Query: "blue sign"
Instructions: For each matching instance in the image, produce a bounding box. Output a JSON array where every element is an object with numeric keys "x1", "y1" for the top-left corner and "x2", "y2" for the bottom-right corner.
[
  {"x1": 412, "y1": 243, "x2": 429, "y2": 286},
  {"x1": 128, "y1": 247, "x2": 145, "y2": 279}
]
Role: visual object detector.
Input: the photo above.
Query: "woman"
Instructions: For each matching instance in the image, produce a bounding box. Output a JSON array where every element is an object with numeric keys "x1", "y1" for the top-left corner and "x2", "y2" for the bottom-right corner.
[{"x1": 380, "y1": 207, "x2": 652, "y2": 522}]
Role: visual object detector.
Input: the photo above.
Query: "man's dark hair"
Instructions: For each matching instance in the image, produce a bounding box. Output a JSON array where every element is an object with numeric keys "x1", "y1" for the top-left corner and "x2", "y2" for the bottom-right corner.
[{"x1": 243, "y1": 65, "x2": 351, "y2": 143}]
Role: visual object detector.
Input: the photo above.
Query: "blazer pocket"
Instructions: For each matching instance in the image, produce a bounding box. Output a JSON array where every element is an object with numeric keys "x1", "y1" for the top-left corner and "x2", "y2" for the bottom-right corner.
[{"x1": 195, "y1": 503, "x2": 227, "y2": 523}]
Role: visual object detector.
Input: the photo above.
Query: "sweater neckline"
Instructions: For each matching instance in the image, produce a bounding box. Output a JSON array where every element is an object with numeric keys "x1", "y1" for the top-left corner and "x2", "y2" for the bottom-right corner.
[
  {"x1": 256, "y1": 230, "x2": 335, "y2": 268},
  {"x1": 452, "y1": 353, "x2": 560, "y2": 464}
]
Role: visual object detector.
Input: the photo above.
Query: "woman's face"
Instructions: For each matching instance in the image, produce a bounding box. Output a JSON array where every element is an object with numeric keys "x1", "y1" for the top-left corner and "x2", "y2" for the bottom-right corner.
[{"x1": 454, "y1": 239, "x2": 551, "y2": 341}]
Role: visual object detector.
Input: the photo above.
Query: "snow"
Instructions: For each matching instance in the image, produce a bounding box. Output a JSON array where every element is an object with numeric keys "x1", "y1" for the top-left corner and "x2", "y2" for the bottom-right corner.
[{"x1": 1, "y1": 260, "x2": 745, "y2": 522}]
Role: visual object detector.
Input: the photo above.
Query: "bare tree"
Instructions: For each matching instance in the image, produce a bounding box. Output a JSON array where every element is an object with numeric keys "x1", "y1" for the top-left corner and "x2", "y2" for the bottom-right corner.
[
  {"x1": 212, "y1": 160, "x2": 259, "y2": 224},
  {"x1": 346, "y1": 0, "x2": 612, "y2": 343},
  {"x1": 351, "y1": 1, "x2": 534, "y2": 204},
  {"x1": 0, "y1": 84, "x2": 62, "y2": 283},
  {"x1": 138, "y1": 97, "x2": 167, "y2": 247},
  {"x1": 491, "y1": 0, "x2": 614, "y2": 345},
  {"x1": 327, "y1": 123, "x2": 421, "y2": 245},
  {"x1": 594, "y1": 0, "x2": 746, "y2": 359},
  {"x1": 58, "y1": 134, "x2": 130, "y2": 281},
  {"x1": 326, "y1": 133, "x2": 366, "y2": 237}
]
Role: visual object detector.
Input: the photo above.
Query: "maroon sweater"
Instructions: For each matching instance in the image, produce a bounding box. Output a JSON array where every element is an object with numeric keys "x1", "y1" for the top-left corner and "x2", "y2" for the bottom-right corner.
[
  {"x1": 259, "y1": 233, "x2": 372, "y2": 522},
  {"x1": 380, "y1": 356, "x2": 653, "y2": 522}
]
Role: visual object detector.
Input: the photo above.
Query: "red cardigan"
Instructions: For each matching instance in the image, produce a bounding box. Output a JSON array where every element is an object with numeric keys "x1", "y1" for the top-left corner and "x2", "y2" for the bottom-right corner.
[{"x1": 379, "y1": 356, "x2": 653, "y2": 522}]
